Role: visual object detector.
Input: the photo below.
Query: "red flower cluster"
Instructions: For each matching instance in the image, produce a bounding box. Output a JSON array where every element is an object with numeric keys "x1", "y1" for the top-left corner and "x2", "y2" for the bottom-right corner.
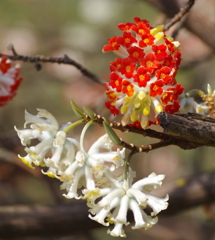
[
  {"x1": 0, "y1": 57, "x2": 22, "y2": 106},
  {"x1": 103, "y1": 17, "x2": 184, "y2": 128}
]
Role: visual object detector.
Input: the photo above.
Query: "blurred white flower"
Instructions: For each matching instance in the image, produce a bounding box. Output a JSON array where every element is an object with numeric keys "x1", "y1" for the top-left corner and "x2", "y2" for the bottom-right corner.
[{"x1": 179, "y1": 93, "x2": 210, "y2": 114}]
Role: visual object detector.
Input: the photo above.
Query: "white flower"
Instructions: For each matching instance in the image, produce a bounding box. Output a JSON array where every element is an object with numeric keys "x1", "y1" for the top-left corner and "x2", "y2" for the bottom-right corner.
[
  {"x1": 179, "y1": 94, "x2": 210, "y2": 114},
  {"x1": 61, "y1": 134, "x2": 125, "y2": 199},
  {"x1": 15, "y1": 109, "x2": 78, "y2": 171},
  {"x1": 85, "y1": 172, "x2": 168, "y2": 237}
]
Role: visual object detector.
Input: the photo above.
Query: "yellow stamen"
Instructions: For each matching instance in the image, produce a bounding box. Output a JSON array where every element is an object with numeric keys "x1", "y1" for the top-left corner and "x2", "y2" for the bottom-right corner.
[
  {"x1": 123, "y1": 96, "x2": 131, "y2": 104},
  {"x1": 130, "y1": 111, "x2": 138, "y2": 122},
  {"x1": 150, "y1": 25, "x2": 164, "y2": 35},
  {"x1": 140, "y1": 119, "x2": 148, "y2": 129},
  {"x1": 138, "y1": 91, "x2": 145, "y2": 100},
  {"x1": 155, "y1": 105, "x2": 163, "y2": 113},
  {"x1": 143, "y1": 106, "x2": 150, "y2": 116},
  {"x1": 121, "y1": 104, "x2": 129, "y2": 114}
]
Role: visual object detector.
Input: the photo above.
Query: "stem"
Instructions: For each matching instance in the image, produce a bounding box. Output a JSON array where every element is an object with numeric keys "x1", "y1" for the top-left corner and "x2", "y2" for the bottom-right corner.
[
  {"x1": 62, "y1": 119, "x2": 85, "y2": 133},
  {"x1": 80, "y1": 120, "x2": 94, "y2": 154},
  {"x1": 124, "y1": 151, "x2": 135, "y2": 181},
  {"x1": 185, "y1": 89, "x2": 204, "y2": 98}
]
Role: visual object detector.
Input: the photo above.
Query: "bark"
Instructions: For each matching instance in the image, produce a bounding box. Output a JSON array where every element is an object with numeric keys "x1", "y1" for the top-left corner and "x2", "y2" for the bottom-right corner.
[{"x1": 158, "y1": 112, "x2": 215, "y2": 147}]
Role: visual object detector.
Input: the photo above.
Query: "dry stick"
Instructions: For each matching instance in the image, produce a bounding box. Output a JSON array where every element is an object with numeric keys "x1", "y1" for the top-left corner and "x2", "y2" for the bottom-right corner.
[
  {"x1": 0, "y1": 51, "x2": 104, "y2": 85},
  {"x1": 0, "y1": 171, "x2": 214, "y2": 238},
  {"x1": 164, "y1": 0, "x2": 195, "y2": 31}
]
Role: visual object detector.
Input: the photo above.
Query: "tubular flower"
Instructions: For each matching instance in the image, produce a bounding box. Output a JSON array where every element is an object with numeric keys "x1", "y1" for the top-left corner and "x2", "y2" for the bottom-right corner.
[
  {"x1": 103, "y1": 18, "x2": 184, "y2": 129},
  {"x1": 85, "y1": 172, "x2": 168, "y2": 237},
  {"x1": 179, "y1": 93, "x2": 210, "y2": 114},
  {"x1": 15, "y1": 109, "x2": 79, "y2": 173},
  {"x1": 61, "y1": 134, "x2": 125, "y2": 200},
  {"x1": 0, "y1": 57, "x2": 22, "y2": 106}
]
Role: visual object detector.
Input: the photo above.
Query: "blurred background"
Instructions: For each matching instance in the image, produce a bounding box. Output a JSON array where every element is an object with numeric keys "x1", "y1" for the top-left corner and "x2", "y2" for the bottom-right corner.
[{"x1": 0, "y1": 0, "x2": 215, "y2": 239}]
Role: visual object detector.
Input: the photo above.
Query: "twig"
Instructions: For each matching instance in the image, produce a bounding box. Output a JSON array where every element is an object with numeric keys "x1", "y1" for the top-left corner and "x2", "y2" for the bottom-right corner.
[
  {"x1": 164, "y1": 0, "x2": 195, "y2": 31},
  {"x1": 0, "y1": 51, "x2": 104, "y2": 85},
  {"x1": 0, "y1": 171, "x2": 214, "y2": 238},
  {"x1": 84, "y1": 113, "x2": 203, "y2": 150}
]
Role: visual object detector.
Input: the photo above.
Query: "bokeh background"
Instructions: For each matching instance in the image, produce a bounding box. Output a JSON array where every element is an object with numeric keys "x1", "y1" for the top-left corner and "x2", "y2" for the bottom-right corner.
[{"x1": 0, "y1": 0, "x2": 215, "y2": 239}]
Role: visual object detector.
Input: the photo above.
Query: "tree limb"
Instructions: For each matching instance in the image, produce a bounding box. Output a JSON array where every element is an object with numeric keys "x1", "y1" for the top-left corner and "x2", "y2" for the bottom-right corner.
[
  {"x1": 164, "y1": 0, "x2": 195, "y2": 31},
  {"x1": 158, "y1": 112, "x2": 215, "y2": 147},
  {"x1": 0, "y1": 51, "x2": 104, "y2": 85}
]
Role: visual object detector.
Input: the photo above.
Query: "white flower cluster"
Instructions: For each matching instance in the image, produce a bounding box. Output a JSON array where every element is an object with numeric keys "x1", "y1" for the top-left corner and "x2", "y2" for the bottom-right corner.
[
  {"x1": 15, "y1": 109, "x2": 168, "y2": 237},
  {"x1": 179, "y1": 84, "x2": 215, "y2": 115}
]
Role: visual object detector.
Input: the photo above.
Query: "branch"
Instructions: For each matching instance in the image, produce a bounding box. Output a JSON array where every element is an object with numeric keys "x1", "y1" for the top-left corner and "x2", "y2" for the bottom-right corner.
[
  {"x1": 158, "y1": 112, "x2": 215, "y2": 147},
  {"x1": 164, "y1": 0, "x2": 195, "y2": 31},
  {"x1": 0, "y1": 171, "x2": 214, "y2": 238},
  {"x1": 84, "y1": 113, "x2": 204, "y2": 150},
  {"x1": 0, "y1": 51, "x2": 104, "y2": 85}
]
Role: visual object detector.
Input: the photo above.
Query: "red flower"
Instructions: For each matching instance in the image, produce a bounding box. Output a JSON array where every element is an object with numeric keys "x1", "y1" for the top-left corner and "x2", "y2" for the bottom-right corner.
[
  {"x1": 139, "y1": 34, "x2": 155, "y2": 48},
  {"x1": 122, "y1": 80, "x2": 134, "y2": 97},
  {"x1": 106, "y1": 90, "x2": 118, "y2": 102},
  {"x1": 117, "y1": 22, "x2": 134, "y2": 31},
  {"x1": 167, "y1": 84, "x2": 184, "y2": 99},
  {"x1": 127, "y1": 46, "x2": 145, "y2": 63},
  {"x1": 162, "y1": 55, "x2": 175, "y2": 69},
  {"x1": 156, "y1": 66, "x2": 174, "y2": 84},
  {"x1": 132, "y1": 22, "x2": 150, "y2": 36},
  {"x1": 105, "y1": 102, "x2": 120, "y2": 115},
  {"x1": 152, "y1": 44, "x2": 167, "y2": 61},
  {"x1": 110, "y1": 58, "x2": 123, "y2": 72},
  {"x1": 149, "y1": 80, "x2": 164, "y2": 97},
  {"x1": 120, "y1": 58, "x2": 136, "y2": 79},
  {"x1": 165, "y1": 100, "x2": 180, "y2": 114},
  {"x1": 174, "y1": 51, "x2": 181, "y2": 66},
  {"x1": 0, "y1": 57, "x2": 23, "y2": 106},
  {"x1": 164, "y1": 38, "x2": 175, "y2": 53},
  {"x1": 133, "y1": 67, "x2": 150, "y2": 87},
  {"x1": 117, "y1": 32, "x2": 137, "y2": 49},
  {"x1": 160, "y1": 91, "x2": 174, "y2": 105},
  {"x1": 103, "y1": 36, "x2": 120, "y2": 52},
  {"x1": 141, "y1": 53, "x2": 161, "y2": 74},
  {"x1": 109, "y1": 72, "x2": 123, "y2": 92},
  {"x1": 133, "y1": 17, "x2": 151, "y2": 28},
  {"x1": 0, "y1": 57, "x2": 11, "y2": 74}
]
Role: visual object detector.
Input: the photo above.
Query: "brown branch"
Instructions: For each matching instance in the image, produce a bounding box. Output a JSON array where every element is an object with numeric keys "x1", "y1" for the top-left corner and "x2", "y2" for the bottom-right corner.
[
  {"x1": 0, "y1": 51, "x2": 104, "y2": 85},
  {"x1": 158, "y1": 112, "x2": 215, "y2": 147},
  {"x1": 0, "y1": 171, "x2": 215, "y2": 238},
  {"x1": 164, "y1": 0, "x2": 195, "y2": 31},
  {"x1": 85, "y1": 113, "x2": 203, "y2": 150}
]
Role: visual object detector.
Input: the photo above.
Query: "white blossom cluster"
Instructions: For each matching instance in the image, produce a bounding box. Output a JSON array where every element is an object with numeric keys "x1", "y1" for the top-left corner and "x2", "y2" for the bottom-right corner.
[{"x1": 15, "y1": 109, "x2": 168, "y2": 237}]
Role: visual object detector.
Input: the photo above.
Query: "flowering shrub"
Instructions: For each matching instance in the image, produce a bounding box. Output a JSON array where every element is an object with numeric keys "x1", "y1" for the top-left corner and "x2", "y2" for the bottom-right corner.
[{"x1": 11, "y1": 17, "x2": 215, "y2": 237}]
